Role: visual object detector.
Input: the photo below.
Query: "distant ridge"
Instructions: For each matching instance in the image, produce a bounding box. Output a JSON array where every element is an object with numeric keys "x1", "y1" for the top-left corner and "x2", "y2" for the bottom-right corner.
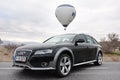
[{"x1": 0, "y1": 40, "x2": 40, "y2": 46}]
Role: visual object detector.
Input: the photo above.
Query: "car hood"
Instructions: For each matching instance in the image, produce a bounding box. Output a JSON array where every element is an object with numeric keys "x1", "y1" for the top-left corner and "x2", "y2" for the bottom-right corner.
[{"x1": 16, "y1": 43, "x2": 57, "y2": 51}]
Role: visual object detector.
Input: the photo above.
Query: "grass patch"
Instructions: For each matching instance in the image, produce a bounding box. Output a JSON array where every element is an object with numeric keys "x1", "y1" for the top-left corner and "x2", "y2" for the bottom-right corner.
[{"x1": 112, "y1": 52, "x2": 120, "y2": 56}]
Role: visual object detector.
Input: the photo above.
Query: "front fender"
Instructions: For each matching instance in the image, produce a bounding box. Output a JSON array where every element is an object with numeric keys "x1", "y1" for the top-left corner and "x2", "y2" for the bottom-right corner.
[{"x1": 52, "y1": 47, "x2": 74, "y2": 68}]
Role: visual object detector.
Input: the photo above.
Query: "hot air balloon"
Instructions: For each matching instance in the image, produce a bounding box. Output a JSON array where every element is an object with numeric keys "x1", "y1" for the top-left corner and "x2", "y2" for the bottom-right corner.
[{"x1": 55, "y1": 4, "x2": 76, "y2": 30}]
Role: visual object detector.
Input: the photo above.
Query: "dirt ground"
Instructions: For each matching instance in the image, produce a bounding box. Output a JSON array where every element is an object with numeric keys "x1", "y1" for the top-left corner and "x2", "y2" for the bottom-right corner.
[
  {"x1": 103, "y1": 53, "x2": 120, "y2": 62},
  {"x1": 0, "y1": 46, "x2": 13, "y2": 62},
  {"x1": 0, "y1": 46, "x2": 120, "y2": 62}
]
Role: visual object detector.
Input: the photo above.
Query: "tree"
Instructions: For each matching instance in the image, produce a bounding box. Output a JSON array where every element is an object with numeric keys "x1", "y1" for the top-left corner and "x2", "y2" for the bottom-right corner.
[
  {"x1": 108, "y1": 33, "x2": 119, "y2": 41},
  {"x1": 100, "y1": 33, "x2": 120, "y2": 53},
  {"x1": 107, "y1": 33, "x2": 119, "y2": 52}
]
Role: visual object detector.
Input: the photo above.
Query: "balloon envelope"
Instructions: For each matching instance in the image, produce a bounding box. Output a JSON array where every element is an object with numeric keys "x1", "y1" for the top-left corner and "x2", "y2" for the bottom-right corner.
[{"x1": 55, "y1": 4, "x2": 76, "y2": 29}]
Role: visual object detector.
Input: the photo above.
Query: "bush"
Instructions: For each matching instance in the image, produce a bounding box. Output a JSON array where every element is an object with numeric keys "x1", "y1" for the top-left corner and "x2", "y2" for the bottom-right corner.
[
  {"x1": 4, "y1": 43, "x2": 24, "y2": 54},
  {"x1": 100, "y1": 33, "x2": 120, "y2": 53}
]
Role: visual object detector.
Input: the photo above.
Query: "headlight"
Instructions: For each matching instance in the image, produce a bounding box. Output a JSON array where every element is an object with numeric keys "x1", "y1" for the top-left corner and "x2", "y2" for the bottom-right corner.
[
  {"x1": 35, "y1": 49, "x2": 53, "y2": 54},
  {"x1": 13, "y1": 50, "x2": 17, "y2": 60}
]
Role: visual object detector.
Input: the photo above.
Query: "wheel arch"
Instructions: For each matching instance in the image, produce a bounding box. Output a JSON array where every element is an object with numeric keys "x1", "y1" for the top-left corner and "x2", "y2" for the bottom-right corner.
[
  {"x1": 96, "y1": 47, "x2": 103, "y2": 59},
  {"x1": 53, "y1": 47, "x2": 74, "y2": 68},
  {"x1": 98, "y1": 50, "x2": 103, "y2": 56}
]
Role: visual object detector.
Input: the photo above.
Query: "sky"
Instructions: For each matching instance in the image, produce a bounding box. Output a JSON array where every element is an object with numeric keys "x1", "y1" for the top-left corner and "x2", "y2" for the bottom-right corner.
[{"x1": 0, "y1": 0, "x2": 120, "y2": 42}]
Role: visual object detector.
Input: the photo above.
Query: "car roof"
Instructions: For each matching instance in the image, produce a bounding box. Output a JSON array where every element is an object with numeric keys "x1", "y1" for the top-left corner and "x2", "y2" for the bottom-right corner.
[
  {"x1": 53, "y1": 33, "x2": 92, "y2": 38},
  {"x1": 59, "y1": 33, "x2": 88, "y2": 36}
]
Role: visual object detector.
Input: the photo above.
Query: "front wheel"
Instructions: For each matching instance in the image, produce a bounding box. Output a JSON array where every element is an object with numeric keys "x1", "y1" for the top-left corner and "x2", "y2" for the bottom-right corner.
[
  {"x1": 56, "y1": 54, "x2": 72, "y2": 77},
  {"x1": 94, "y1": 53, "x2": 103, "y2": 65}
]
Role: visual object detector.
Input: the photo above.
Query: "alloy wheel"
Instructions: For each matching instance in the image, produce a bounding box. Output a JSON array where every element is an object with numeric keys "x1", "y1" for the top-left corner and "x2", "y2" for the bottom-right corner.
[
  {"x1": 98, "y1": 53, "x2": 103, "y2": 64},
  {"x1": 59, "y1": 56, "x2": 71, "y2": 75}
]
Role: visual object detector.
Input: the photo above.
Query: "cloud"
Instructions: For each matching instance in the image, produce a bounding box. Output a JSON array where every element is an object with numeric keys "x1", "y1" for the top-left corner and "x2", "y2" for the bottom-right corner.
[{"x1": 0, "y1": 0, "x2": 120, "y2": 42}]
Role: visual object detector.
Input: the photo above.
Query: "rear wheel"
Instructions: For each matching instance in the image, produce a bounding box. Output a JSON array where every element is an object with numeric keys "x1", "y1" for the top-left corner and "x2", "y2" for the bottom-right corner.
[
  {"x1": 94, "y1": 53, "x2": 103, "y2": 65},
  {"x1": 56, "y1": 54, "x2": 72, "y2": 77}
]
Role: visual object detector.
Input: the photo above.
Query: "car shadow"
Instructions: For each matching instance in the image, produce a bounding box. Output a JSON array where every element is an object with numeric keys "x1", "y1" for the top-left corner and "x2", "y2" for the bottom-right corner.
[{"x1": 15, "y1": 63, "x2": 99, "y2": 79}]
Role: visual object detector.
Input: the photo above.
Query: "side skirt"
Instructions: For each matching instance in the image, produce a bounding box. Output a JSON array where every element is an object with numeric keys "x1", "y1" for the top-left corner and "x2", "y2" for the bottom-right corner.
[{"x1": 73, "y1": 60, "x2": 96, "y2": 67}]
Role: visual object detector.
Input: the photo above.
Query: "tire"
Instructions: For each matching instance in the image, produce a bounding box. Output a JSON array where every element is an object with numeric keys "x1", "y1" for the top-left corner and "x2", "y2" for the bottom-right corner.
[
  {"x1": 56, "y1": 54, "x2": 72, "y2": 77},
  {"x1": 94, "y1": 53, "x2": 103, "y2": 65}
]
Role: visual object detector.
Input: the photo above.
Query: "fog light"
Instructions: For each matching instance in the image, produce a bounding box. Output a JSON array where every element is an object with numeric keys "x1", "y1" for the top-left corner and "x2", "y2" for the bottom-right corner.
[{"x1": 41, "y1": 62, "x2": 48, "y2": 67}]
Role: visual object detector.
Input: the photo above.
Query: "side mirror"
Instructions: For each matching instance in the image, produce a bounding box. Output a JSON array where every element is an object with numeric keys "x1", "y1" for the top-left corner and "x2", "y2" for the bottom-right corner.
[{"x1": 75, "y1": 39, "x2": 85, "y2": 45}]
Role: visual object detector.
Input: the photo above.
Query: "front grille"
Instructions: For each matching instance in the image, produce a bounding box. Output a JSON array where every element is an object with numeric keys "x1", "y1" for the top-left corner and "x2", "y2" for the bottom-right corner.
[
  {"x1": 16, "y1": 50, "x2": 31, "y2": 56},
  {"x1": 15, "y1": 50, "x2": 32, "y2": 63}
]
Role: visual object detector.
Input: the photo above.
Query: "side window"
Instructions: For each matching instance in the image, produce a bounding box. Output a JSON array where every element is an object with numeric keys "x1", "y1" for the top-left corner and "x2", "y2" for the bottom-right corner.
[
  {"x1": 76, "y1": 34, "x2": 86, "y2": 43},
  {"x1": 91, "y1": 37, "x2": 98, "y2": 44},
  {"x1": 86, "y1": 36, "x2": 94, "y2": 44}
]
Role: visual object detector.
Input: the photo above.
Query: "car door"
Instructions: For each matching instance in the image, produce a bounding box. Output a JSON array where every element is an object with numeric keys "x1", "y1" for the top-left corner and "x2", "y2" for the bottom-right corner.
[
  {"x1": 86, "y1": 35, "x2": 98, "y2": 61},
  {"x1": 73, "y1": 34, "x2": 89, "y2": 64}
]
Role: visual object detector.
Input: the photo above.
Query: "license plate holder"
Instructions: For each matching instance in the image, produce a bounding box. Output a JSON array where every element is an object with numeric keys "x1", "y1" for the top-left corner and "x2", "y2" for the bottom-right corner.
[{"x1": 15, "y1": 56, "x2": 26, "y2": 62}]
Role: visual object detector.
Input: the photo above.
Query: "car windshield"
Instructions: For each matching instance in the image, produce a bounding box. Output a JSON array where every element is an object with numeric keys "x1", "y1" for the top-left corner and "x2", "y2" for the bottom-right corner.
[{"x1": 44, "y1": 34, "x2": 76, "y2": 43}]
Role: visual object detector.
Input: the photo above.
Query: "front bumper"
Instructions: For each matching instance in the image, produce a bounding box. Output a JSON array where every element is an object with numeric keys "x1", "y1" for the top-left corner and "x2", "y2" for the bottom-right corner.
[
  {"x1": 13, "y1": 63, "x2": 55, "y2": 70},
  {"x1": 13, "y1": 56, "x2": 56, "y2": 70},
  {"x1": 13, "y1": 50, "x2": 56, "y2": 70}
]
